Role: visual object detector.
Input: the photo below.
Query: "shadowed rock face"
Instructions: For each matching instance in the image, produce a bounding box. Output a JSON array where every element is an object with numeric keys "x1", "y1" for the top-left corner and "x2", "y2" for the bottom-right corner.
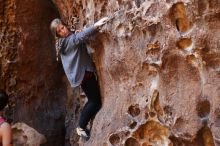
[
  {"x1": 1, "y1": 0, "x2": 67, "y2": 146},
  {"x1": 1, "y1": 0, "x2": 220, "y2": 146},
  {"x1": 51, "y1": 0, "x2": 220, "y2": 145}
]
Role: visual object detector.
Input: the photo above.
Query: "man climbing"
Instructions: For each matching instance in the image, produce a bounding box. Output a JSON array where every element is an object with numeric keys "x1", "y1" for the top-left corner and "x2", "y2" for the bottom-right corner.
[{"x1": 50, "y1": 17, "x2": 109, "y2": 140}]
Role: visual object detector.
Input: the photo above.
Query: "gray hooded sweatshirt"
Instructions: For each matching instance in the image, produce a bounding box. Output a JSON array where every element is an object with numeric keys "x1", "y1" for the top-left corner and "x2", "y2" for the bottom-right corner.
[{"x1": 59, "y1": 26, "x2": 97, "y2": 87}]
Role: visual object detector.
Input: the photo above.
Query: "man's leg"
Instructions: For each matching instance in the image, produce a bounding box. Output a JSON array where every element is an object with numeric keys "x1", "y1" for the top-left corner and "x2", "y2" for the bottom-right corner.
[{"x1": 79, "y1": 74, "x2": 102, "y2": 129}]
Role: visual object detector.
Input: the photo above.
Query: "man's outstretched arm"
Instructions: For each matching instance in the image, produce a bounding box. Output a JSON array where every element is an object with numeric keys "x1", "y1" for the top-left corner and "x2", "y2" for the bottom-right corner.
[{"x1": 74, "y1": 17, "x2": 110, "y2": 44}]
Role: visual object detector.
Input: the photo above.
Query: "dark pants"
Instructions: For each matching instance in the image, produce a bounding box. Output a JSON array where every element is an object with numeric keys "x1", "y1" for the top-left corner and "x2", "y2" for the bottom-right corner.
[{"x1": 79, "y1": 72, "x2": 102, "y2": 129}]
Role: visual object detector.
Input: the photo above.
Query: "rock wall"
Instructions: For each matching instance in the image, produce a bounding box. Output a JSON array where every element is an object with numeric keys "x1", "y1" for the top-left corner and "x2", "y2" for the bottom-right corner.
[
  {"x1": 0, "y1": 0, "x2": 67, "y2": 146},
  {"x1": 52, "y1": 0, "x2": 220, "y2": 146},
  {"x1": 1, "y1": 0, "x2": 220, "y2": 146}
]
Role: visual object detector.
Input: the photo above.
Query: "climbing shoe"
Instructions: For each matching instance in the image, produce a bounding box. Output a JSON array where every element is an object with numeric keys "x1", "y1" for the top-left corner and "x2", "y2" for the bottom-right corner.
[{"x1": 76, "y1": 127, "x2": 90, "y2": 141}]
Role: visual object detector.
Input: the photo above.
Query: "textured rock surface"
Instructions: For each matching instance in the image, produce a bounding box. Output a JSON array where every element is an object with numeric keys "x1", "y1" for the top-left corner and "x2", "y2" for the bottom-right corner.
[
  {"x1": 52, "y1": 0, "x2": 220, "y2": 145},
  {"x1": 12, "y1": 122, "x2": 47, "y2": 146},
  {"x1": 1, "y1": 0, "x2": 220, "y2": 146},
  {"x1": 0, "y1": 0, "x2": 67, "y2": 146}
]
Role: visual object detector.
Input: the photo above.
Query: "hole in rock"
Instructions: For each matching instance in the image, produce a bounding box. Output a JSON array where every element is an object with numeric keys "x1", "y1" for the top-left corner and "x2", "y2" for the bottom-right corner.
[
  {"x1": 128, "y1": 104, "x2": 141, "y2": 117},
  {"x1": 125, "y1": 137, "x2": 140, "y2": 146},
  {"x1": 173, "y1": 117, "x2": 184, "y2": 132},
  {"x1": 129, "y1": 121, "x2": 137, "y2": 129},
  {"x1": 149, "y1": 111, "x2": 156, "y2": 118},
  {"x1": 146, "y1": 98, "x2": 149, "y2": 103},
  {"x1": 170, "y1": 2, "x2": 191, "y2": 33},
  {"x1": 109, "y1": 133, "x2": 120, "y2": 145},
  {"x1": 196, "y1": 99, "x2": 210, "y2": 118},
  {"x1": 176, "y1": 38, "x2": 192, "y2": 50}
]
